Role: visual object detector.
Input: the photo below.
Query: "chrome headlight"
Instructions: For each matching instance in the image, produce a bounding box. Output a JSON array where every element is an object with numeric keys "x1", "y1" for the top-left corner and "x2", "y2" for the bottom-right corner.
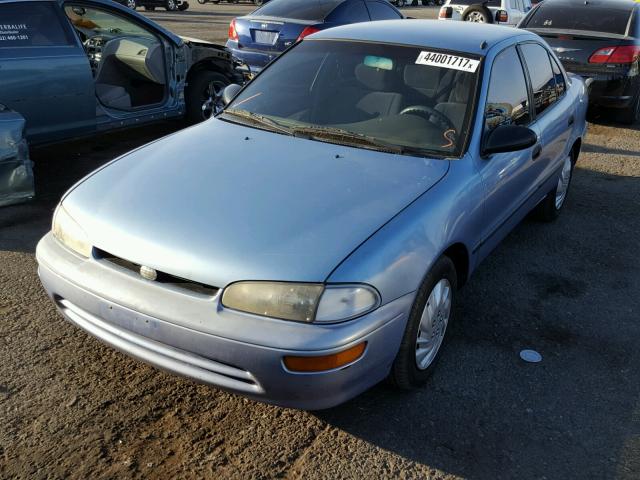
[
  {"x1": 52, "y1": 205, "x2": 92, "y2": 257},
  {"x1": 221, "y1": 282, "x2": 379, "y2": 323}
]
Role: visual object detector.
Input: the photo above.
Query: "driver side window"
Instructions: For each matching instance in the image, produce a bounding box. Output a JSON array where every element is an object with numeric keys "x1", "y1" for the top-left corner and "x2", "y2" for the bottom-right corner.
[{"x1": 484, "y1": 46, "x2": 530, "y2": 134}]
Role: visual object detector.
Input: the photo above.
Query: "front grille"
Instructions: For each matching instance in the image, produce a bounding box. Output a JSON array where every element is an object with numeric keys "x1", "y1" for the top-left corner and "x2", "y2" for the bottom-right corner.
[{"x1": 95, "y1": 249, "x2": 218, "y2": 297}]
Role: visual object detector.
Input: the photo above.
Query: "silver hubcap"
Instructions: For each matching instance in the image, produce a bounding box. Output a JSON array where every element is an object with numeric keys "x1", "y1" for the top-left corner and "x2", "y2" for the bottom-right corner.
[
  {"x1": 127, "y1": 0, "x2": 135, "y2": 7},
  {"x1": 555, "y1": 155, "x2": 572, "y2": 210},
  {"x1": 415, "y1": 279, "x2": 451, "y2": 370},
  {"x1": 168, "y1": 0, "x2": 175, "y2": 8},
  {"x1": 466, "y1": 11, "x2": 486, "y2": 22}
]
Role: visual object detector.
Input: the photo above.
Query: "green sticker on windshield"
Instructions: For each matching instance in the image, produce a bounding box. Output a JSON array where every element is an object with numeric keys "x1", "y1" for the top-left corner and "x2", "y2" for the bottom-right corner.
[{"x1": 364, "y1": 55, "x2": 393, "y2": 71}]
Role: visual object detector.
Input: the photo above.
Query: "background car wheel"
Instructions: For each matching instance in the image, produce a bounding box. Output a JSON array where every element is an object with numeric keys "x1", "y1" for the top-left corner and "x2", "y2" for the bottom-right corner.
[
  {"x1": 535, "y1": 153, "x2": 574, "y2": 222},
  {"x1": 165, "y1": 0, "x2": 178, "y2": 10},
  {"x1": 389, "y1": 256, "x2": 457, "y2": 390},
  {"x1": 620, "y1": 89, "x2": 640, "y2": 125},
  {"x1": 197, "y1": 0, "x2": 207, "y2": 3},
  {"x1": 463, "y1": 5, "x2": 493, "y2": 23},
  {"x1": 125, "y1": 0, "x2": 137, "y2": 8},
  {"x1": 396, "y1": 0, "x2": 406, "y2": 7},
  {"x1": 185, "y1": 70, "x2": 230, "y2": 123},
  {"x1": 253, "y1": 0, "x2": 264, "y2": 5}
]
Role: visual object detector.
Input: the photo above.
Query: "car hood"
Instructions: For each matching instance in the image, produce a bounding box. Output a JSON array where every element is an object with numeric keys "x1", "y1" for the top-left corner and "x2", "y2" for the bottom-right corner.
[{"x1": 63, "y1": 119, "x2": 449, "y2": 287}]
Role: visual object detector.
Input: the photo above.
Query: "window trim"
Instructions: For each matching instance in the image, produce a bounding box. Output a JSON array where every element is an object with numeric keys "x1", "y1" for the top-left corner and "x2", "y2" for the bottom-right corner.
[{"x1": 517, "y1": 40, "x2": 563, "y2": 123}]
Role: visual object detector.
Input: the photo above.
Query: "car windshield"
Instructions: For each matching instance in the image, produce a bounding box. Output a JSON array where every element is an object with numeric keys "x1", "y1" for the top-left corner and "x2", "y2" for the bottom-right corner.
[
  {"x1": 225, "y1": 40, "x2": 481, "y2": 157},
  {"x1": 523, "y1": 2, "x2": 633, "y2": 35}
]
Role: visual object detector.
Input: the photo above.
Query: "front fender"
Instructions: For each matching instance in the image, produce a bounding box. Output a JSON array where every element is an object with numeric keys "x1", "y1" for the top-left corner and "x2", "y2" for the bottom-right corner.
[{"x1": 326, "y1": 156, "x2": 484, "y2": 305}]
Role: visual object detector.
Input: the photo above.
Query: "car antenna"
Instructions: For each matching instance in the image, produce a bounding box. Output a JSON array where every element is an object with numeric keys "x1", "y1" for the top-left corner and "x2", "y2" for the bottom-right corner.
[{"x1": 480, "y1": 40, "x2": 488, "y2": 49}]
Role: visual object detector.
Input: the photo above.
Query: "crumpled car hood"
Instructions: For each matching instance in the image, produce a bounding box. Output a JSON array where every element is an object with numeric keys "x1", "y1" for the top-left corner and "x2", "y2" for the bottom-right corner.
[{"x1": 63, "y1": 119, "x2": 449, "y2": 287}]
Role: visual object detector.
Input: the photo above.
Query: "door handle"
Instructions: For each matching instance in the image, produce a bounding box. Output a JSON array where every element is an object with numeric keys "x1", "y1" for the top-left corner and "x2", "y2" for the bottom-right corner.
[
  {"x1": 532, "y1": 144, "x2": 542, "y2": 160},
  {"x1": 568, "y1": 115, "x2": 574, "y2": 126}
]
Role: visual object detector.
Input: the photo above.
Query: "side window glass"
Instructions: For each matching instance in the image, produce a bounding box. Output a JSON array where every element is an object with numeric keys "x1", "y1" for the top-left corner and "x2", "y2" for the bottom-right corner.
[
  {"x1": 520, "y1": 43, "x2": 558, "y2": 116},
  {"x1": 0, "y1": 3, "x2": 73, "y2": 47},
  {"x1": 484, "y1": 46, "x2": 531, "y2": 133},
  {"x1": 64, "y1": 6, "x2": 155, "y2": 40},
  {"x1": 550, "y1": 55, "x2": 566, "y2": 97},
  {"x1": 366, "y1": 1, "x2": 402, "y2": 21},
  {"x1": 330, "y1": 0, "x2": 370, "y2": 23}
]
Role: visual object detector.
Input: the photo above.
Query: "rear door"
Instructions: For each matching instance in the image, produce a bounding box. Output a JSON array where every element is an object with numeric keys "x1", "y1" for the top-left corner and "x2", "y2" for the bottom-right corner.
[
  {"x1": 519, "y1": 42, "x2": 573, "y2": 191},
  {"x1": 0, "y1": 1, "x2": 95, "y2": 144}
]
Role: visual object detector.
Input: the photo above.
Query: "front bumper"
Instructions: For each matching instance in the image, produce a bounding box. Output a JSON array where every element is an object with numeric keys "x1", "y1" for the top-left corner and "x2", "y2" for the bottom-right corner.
[{"x1": 36, "y1": 233, "x2": 413, "y2": 410}]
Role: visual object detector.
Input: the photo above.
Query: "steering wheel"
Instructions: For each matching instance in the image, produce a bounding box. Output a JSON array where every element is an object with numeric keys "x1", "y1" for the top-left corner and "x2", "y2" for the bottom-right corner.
[{"x1": 399, "y1": 105, "x2": 456, "y2": 132}]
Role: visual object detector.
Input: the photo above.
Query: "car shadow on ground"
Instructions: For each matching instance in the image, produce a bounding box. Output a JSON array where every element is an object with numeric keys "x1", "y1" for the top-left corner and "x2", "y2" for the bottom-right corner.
[{"x1": 315, "y1": 165, "x2": 640, "y2": 478}]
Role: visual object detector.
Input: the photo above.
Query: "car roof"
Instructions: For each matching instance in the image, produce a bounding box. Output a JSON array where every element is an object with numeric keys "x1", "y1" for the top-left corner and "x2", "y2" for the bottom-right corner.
[{"x1": 310, "y1": 19, "x2": 538, "y2": 56}]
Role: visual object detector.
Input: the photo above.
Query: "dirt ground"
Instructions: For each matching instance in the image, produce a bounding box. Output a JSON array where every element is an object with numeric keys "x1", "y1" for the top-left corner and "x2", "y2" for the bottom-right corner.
[{"x1": 1, "y1": 4, "x2": 639, "y2": 479}]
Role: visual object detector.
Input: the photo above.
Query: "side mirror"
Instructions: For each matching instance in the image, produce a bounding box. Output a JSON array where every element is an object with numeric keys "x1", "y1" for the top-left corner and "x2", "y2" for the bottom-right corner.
[
  {"x1": 222, "y1": 84, "x2": 242, "y2": 106},
  {"x1": 483, "y1": 124, "x2": 537, "y2": 156}
]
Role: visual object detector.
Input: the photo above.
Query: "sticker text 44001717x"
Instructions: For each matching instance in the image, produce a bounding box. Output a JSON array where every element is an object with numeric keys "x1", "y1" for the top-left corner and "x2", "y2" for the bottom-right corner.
[{"x1": 415, "y1": 51, "x2": 480, "y2": 73}]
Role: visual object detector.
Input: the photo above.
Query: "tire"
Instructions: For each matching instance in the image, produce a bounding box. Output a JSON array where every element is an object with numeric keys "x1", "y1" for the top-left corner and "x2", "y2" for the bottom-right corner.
[
  {"x1": 462, "y1": 5, "x2": 493, "y2": 23},
  {"x1": 178, "y1": 1, "x2": 189, "y2": 10},
  {"x1": 535, "y1": 152, "x2": 574, "y2": 222},
  {"x1": 185, "y1": 70, "x2": 231, "y2": 123},
  {"x1": 389, "y1": 256, "x2": 457, "y2": 390},
  {"x1": 165, "y1": 0, "x2": 178, "y2": 10},
  {"x1": 396, "y1": 0, "x2": 406, "y2": 7},
  {"x1": 125, "y1": 0, "x2": 137, "y2": 9},
  {"x1": 619, "y1": 88, "x2": 640, "y2": 125},
  {"x1": 197, "y1": 0, "x2": 207, "y2": 3},
  {"x1": 253, "y1": 0, "x2": 264, "y2": 5}
]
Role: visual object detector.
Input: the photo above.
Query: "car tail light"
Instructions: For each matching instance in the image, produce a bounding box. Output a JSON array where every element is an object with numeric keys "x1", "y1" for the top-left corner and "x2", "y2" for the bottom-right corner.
[
  {"x1": 228, "y1": 18, "x2": 238, "y2": 41},
  {"x1": 439, "y1": 6, "x2": 453, "y2": 18},
  {"x1": 589, "y1": 46, "x2": 640, "y2": 64},
  {"x1": 496, "y1": 10, "x2": 508, "y2": 22},
  {"x1": 296, "y1": 26, "x2": 320, "y2": 42}
]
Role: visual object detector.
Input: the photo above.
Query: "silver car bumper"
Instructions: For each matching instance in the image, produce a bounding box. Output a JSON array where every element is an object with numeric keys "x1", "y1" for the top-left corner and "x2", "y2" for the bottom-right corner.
[{"x1": 36, "y1": 233, "x2": 413, "y2": 410}]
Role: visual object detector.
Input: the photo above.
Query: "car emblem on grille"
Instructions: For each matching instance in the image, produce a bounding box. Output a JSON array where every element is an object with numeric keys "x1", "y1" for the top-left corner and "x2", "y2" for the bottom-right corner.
[{"x1": 139, "y1": 265, "x2": 158, "y2": 281}]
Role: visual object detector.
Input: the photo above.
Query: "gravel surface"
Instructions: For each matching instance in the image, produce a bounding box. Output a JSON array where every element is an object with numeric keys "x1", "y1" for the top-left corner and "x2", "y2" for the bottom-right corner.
[{"x1": 1, "y1": 4, "x2": 639, "y2": 479}]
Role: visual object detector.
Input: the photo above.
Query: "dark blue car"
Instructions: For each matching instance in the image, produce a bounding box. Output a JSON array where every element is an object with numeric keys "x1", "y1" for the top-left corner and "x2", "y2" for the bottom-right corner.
[{"x1": 226, "y1": 0, "x2": 404, "y2": 73}]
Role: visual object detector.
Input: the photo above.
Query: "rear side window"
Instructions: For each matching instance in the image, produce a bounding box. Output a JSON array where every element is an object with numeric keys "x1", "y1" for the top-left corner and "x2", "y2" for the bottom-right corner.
[
  {"x1": 328, "y1": 0, "x2": 370, "y2": 23},
  {"x1": 254, "y1": 0, "x2": 343, "y2": 21},
  {"x1": 523, "y1": 2, "x2": 632, "y2": 35},
  {"x1": 366, "y1": 1, "x2": 402, "y2": 20},
  {"x1": 520, "y1": 43, "x2": 558, "y2": 117},
  {"x1": 0, "y1": 2, "x2": 73, "y2": 47},
  {"x1": 484, "y1": 46, "x2": 531, "y2": 132}
]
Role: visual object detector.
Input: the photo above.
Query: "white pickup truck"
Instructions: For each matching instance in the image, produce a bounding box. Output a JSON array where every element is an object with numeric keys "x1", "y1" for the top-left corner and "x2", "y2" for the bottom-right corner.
[{"x1": 438, "y1": 0, "x2": 532, "y2": 26}]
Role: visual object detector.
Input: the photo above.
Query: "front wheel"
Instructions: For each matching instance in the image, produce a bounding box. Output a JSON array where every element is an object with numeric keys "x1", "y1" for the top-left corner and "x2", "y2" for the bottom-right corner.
[
  {"x1": 165, "y1": 0, "x2": 178, "y2": 10},
  {"x1": 535, "y1": 153, "x2": 574, "y2": 222},
  {"x1": 125, "y1": 0, "x2": 137, "y2": 9},
  {"x1": 185, "y1": 70, "x2": 230, "y2": 123},
  {"x1": 463, "y1": 5, "x2": 492, "y2": 23},
  {"x1": 389, "y1": 256, "x2": 457, "y2": 389}
]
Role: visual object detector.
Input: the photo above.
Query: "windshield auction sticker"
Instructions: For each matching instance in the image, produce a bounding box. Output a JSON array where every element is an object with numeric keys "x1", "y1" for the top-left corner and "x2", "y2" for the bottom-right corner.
[
  {"x1": 0, "y1": 23, "x2": 29, "y2": 44},
  {"x1": 415, "y1": 51, "x2": 480, "y2": 73}
]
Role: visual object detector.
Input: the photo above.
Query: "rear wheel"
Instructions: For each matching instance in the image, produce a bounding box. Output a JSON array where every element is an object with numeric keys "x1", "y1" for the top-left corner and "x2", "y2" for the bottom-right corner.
[
  {"x1": 125, "y1": 0, "x2": 137, "y2": 8},
  {"x1": 396, "y1": 0, "x2": 406, "y2": 7},
  {"x1": 185, "y1": 70, "x2": 230, "y2": 123},
  {"x1": 253, "y1": 0, "x2": 264, "y2": 5},
  {"x1": 535, "y1": 153, "x2": 574, "y2": 222},
  {"x1": 389, "y1": 256, "x2": 457, "y2": 389},
  {"x1": 165, "y1": 0, "x2": 178, "y2": 10},
  {"x1": 463, "y1": 5, "x2": 492, "y2": 23}
]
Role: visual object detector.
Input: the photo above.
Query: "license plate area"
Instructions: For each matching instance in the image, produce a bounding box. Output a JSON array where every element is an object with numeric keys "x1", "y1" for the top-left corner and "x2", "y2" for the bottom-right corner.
[{"x1": 254, "y1": 30, "x2": 278, "y2": 45}]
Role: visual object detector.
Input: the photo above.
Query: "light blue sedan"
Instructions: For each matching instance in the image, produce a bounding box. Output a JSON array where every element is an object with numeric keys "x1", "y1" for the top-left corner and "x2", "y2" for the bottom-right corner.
[{"x1": 36, "y1": 20, "x2": 588, "y2": 410}]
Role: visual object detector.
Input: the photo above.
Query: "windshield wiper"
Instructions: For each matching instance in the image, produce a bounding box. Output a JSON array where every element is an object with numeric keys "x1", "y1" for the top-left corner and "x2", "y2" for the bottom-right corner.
[
  {"x1": 289, "y1": 125, "x2": 404, "y2": 154},
  {"x1": 222, "y1": 109, "x2": 293, "y2": 136}
]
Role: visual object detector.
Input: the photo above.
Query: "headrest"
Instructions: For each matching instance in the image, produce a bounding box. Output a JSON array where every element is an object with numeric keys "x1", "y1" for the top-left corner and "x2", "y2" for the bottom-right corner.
[
  {"x1": 403, "y1": 64, "x2": 436, "y2": 89},
  {"x1": 355, "y1": 63, "x2": 394, "y2": 91}
]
